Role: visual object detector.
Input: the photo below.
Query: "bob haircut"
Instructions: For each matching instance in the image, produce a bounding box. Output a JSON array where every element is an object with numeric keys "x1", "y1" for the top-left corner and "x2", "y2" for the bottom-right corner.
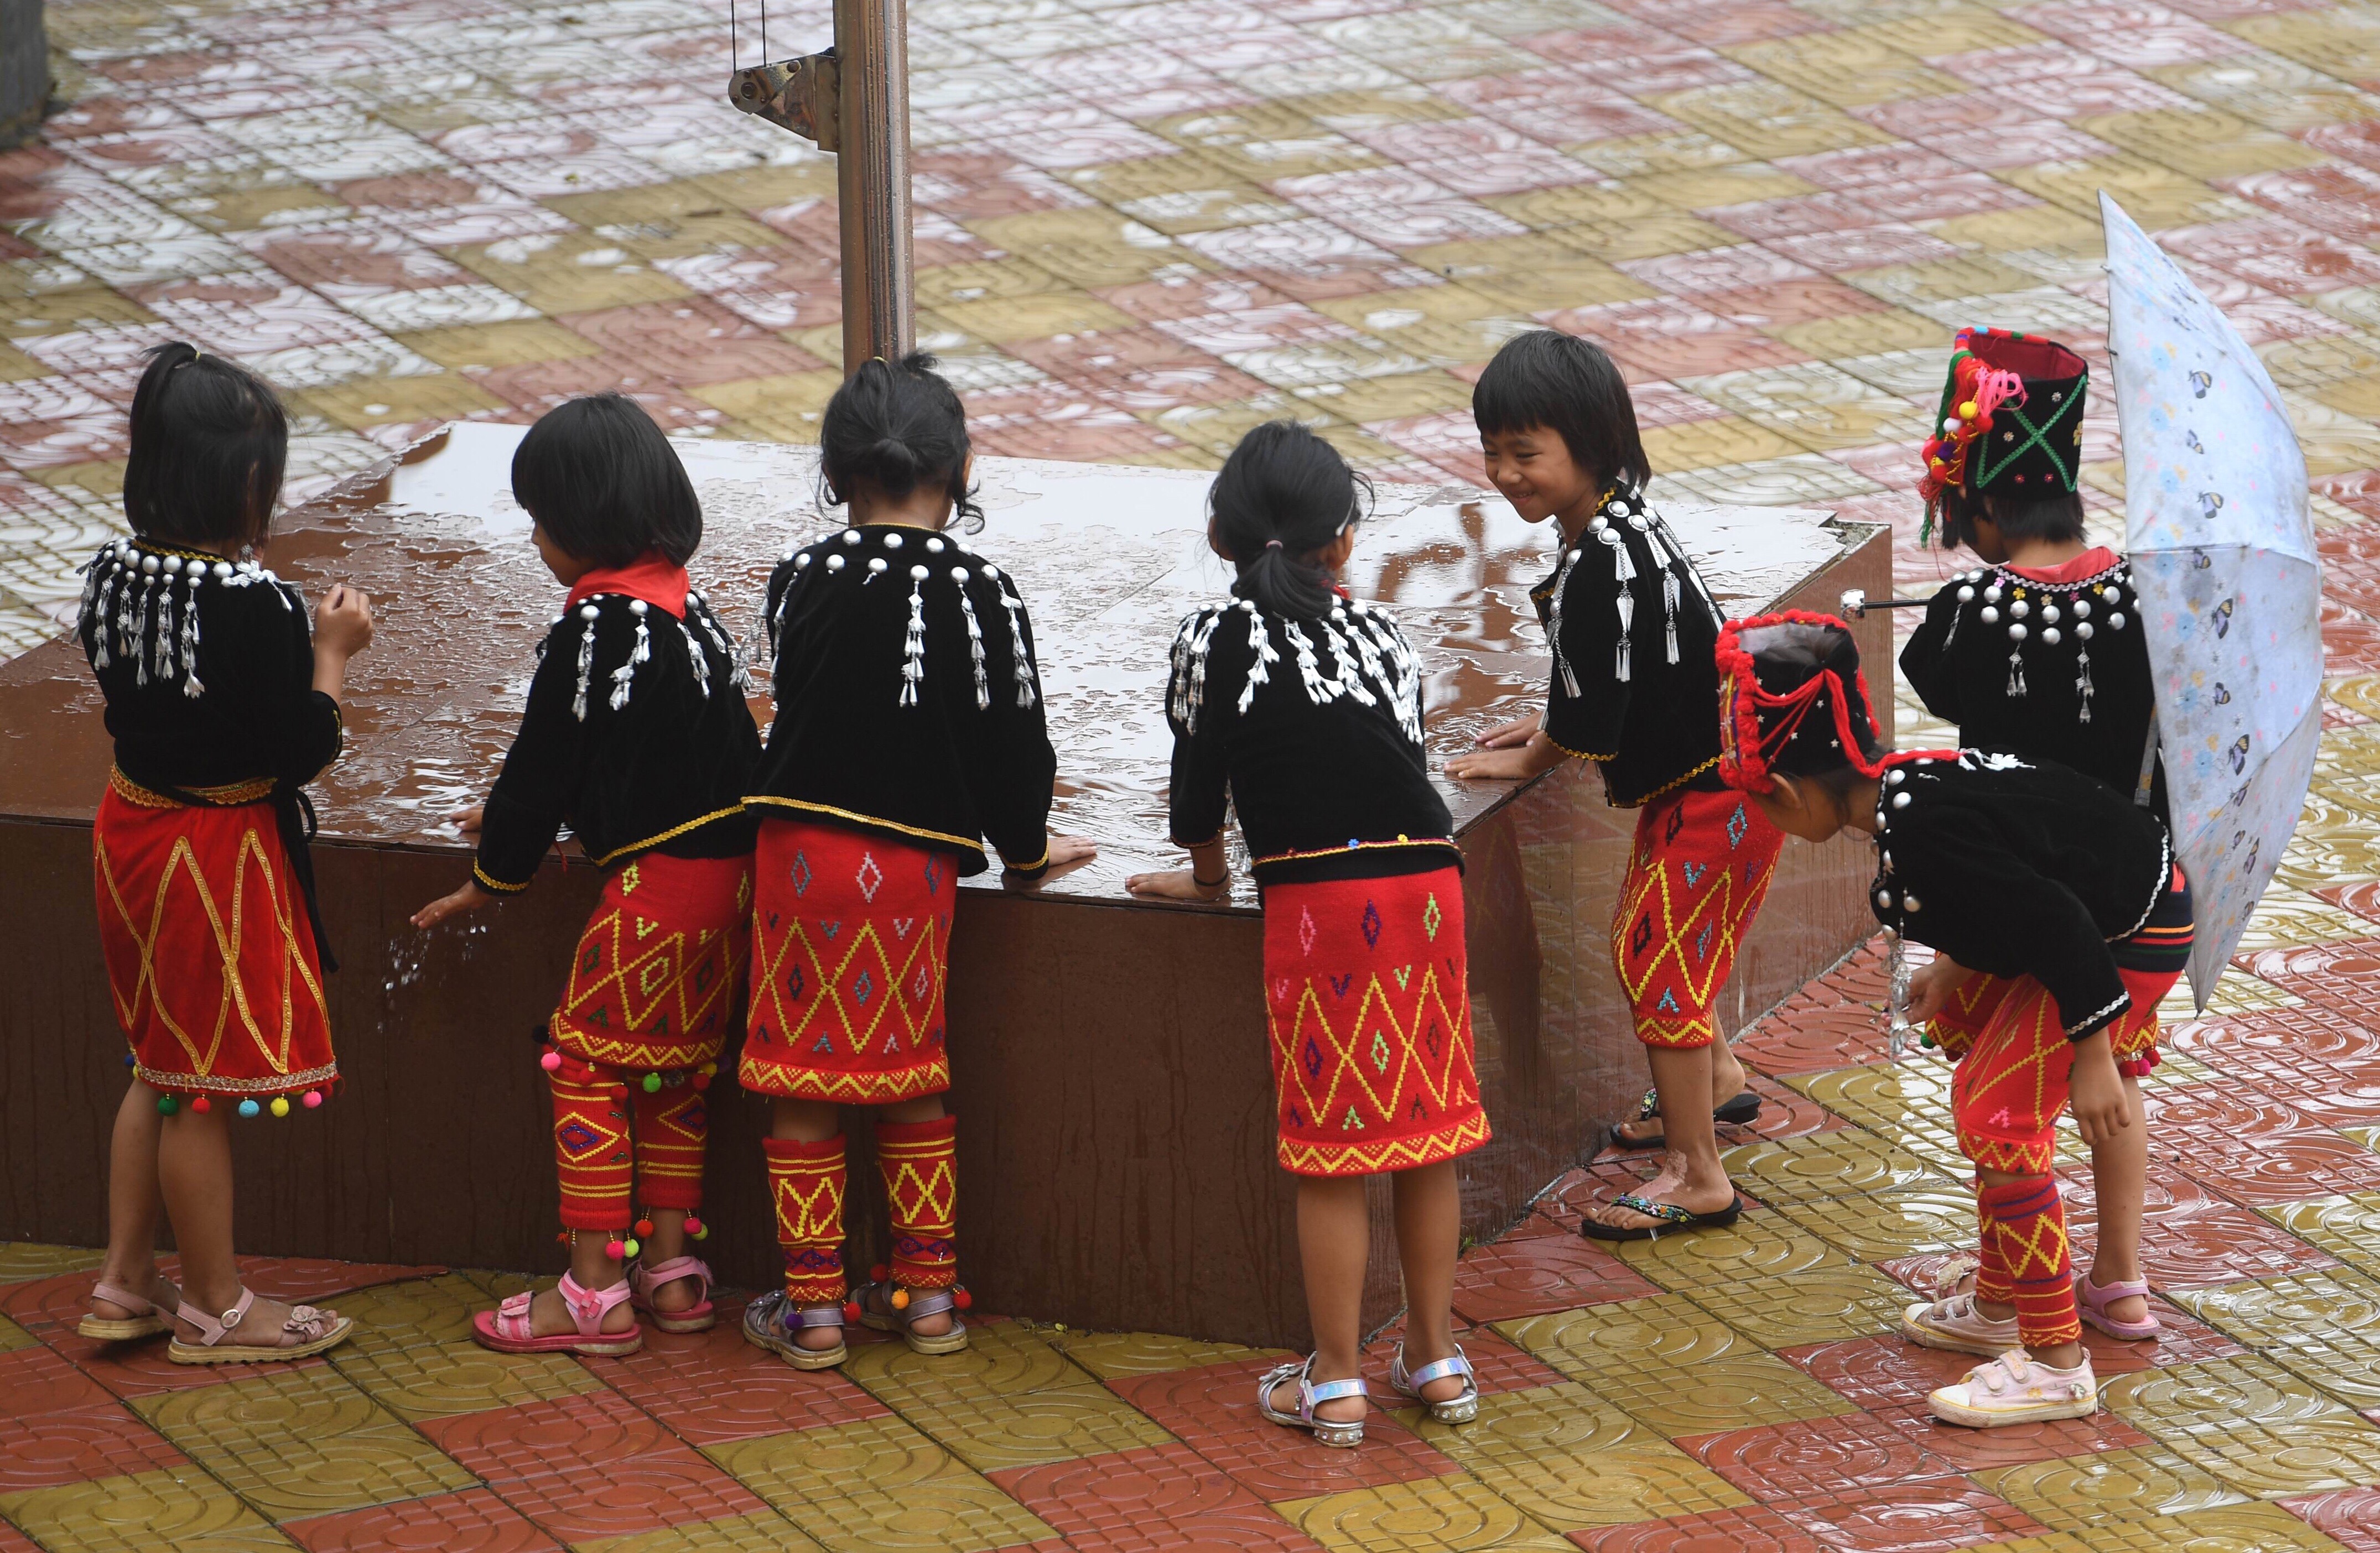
[
  {"x1": 1472, "y1": 330, "x2": 1650, "y2": 495},
  {"x1": 1208, "y1": 420, "x2": 1373, "y2": 621},
  {"x1": 1936, "y1": 484, "x2": 2087, "y2": 554},
  {"x1": 818, "y1": 353, "x2": 984, "y2": 531},
  {"x1": 122, "y1": 342, "x2": 289, "y2": 550},
  {"x1": 511, "y1": 393, "x2": 704, "y2": 568}
]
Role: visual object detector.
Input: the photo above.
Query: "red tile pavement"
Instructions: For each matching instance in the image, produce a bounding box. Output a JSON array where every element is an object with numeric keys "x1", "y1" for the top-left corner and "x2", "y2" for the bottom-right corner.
[
  {"x1": 0, "y1": 1342, "x2": 119, "y2": 1420},
  {"x1": 1676, "y1": 1410, "x2": 1966, "y2": 1500},
  {"x1": 0, "y1": 1399, "x2": 188, "y2": 1493},
  {"x1": 1107, "y1": 1355, "x2": 1459, "y2": 1503},
  {"x1": 1448, "y1": 1220, "x2": 1666, "y2": 1324},
  {"x1": 2282, "y1": 1487, "x2": 2380, "y2": 1553},
  {"x1": 1769, "y1": 1477, "x2": 2049, "y2": 1551},
  {"x1": 596, "y1": 1306, "x2": 892, "y2": 1446},
  {"x1": 1571, "y1": 1504, "x2": 1830, "y2": 1553},
  {"x1": 991, "y1": 1442, "x2": 1327, "y2": 1552},
  {"x1": 1868, "y1": 1402, "x2": 2153, "y2": 1476},
  {"x1": 282, "y1": 1488, "x2": 565, "y2": 1553}
]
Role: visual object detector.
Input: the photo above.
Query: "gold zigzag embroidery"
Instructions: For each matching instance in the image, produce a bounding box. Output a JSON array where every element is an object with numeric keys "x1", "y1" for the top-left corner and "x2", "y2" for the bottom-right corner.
[
  {"x1": 561, "y1": 907, "x2": 742, "y2": 1047},
  {"x1": 1270, "y1": 963, "x2": 1474, "y2": 1132},
  {"x1": 1613, "y1": 848, "x2": 1776, "y2": 1015},
  {"x1": 96, "y1": 823, "x2": 328, "y2": 1080},
  {"x1": 750, "y1": 912, "x2": 940, "y2": 1061},
  {"x1": 1276, "y1": 1112, "x2": 1491, "y2": 1175},
  {"x1": 739, "y1": 1054, "x2": 952, "y2": 1104}
]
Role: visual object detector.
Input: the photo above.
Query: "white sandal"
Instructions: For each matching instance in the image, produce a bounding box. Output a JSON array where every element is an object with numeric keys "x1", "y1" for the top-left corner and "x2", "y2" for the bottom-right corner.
[
  {"x1": 1255, "y1": 1354, "x2": 1368, "y2": 1448},
  {"x1": 168, "y1": 1289, "x2": 352, "y2": 1366},
  {"x1": 1389, "y1": 1342, "x2": 1480, "y2": 1425},
  {"x1": 1899, "y1": 1291, "x2": 2021, "y2": 1359},
  {"x1": 1929, "y1": 1350, "x2": 2097, "y2": 1427},
  {"x1": 742, "y1": 1289, "x2": 849, "y2": 1370}
]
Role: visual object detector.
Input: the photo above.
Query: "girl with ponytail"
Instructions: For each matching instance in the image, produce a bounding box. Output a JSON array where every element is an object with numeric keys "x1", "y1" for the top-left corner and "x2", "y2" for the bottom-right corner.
[
  {"x1": 740, "y1": 353, "x2": 1092, "y2": 1369},
  {"x1": 1129, "y1": 421, "x2": 1489, "y2": 1447}
]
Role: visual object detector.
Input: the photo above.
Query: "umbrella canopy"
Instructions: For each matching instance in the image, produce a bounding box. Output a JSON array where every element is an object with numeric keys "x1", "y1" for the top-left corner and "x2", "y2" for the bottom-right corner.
[{"x1": 2101, "y1": 192, "x2": 2322, "y2": 1010}]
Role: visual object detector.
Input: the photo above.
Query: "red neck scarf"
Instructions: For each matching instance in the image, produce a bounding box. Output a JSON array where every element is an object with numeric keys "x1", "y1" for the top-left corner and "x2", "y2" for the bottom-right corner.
[{"x1": 567, "y1": 554, "x2": 688, "y2": 619}]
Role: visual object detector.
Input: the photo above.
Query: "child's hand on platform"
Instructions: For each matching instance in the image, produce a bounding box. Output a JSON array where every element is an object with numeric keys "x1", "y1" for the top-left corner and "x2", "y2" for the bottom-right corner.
[
  {"x1": 314, "y1": 585, "x2": 374, "y2": 659},
  {"x1": 449, "y1": 806, "x2": 485, "y2": 840},
  {"x1": 1446, "y1": 732, "x2": 1565, "y2": 781},
  {"x1": 1903, "y1": 954, "x2": 1973, "y2": 1026},
  {"x1": 412, "y1": 879, "x2": 495, "y2": 930},
  {"x1": 1126, "y1": 868, "x2": 1228, "y2": 901},
  {"x1": 1474, "y1": 711, "x2": 1542, "y2": 749},
  {"x1": 2069, "y1": 1034, "x2": 2129, "y2": 1146}
]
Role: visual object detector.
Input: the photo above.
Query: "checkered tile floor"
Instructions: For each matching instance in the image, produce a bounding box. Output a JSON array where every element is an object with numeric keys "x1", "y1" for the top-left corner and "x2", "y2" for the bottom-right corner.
[{"x1": 13, "y1": 0, "x2": 2380, "y2": 1546}]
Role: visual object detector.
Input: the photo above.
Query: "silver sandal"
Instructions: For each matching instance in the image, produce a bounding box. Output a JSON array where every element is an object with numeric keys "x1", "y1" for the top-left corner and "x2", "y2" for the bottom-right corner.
[
  {"x1": 1390, "y1": 1342, "x2": 1480, "y2": 1424},
  {"x1": 741, "y1": 1289, "x2": 849, "y2": 1370},
  {"x1": 1255, "y1": 1353, "x2": 1368, "y2": 1448},
  {"x1": 849, "y1": 1279, "x2": 969, "y2": 1356}
]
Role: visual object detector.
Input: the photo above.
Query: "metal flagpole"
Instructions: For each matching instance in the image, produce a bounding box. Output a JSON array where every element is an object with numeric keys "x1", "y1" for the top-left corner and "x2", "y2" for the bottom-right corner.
[{"x1": 726, "y1": 0, "x2": 916, "y2": 376}]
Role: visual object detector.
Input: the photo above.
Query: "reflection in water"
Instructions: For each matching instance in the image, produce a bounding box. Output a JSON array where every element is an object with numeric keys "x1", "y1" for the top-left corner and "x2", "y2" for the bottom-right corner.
[{"x1": 3, "y1": 421, "x2": 1869, "y2": 909}]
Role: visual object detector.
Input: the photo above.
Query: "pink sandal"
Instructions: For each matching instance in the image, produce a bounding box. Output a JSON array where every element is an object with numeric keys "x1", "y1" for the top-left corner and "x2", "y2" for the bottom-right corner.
[
  {"x1": 630, "y1": 1255, "x2": 715, "y2": 1335},
  {"x1": 472, "y1": 1273, "x2": 641, "y2": 1357},
  {"x1": 79, "y1": 1279, "x2": 176, "y2": 1343},
  {"x1": 168, "y1": 1289, "x2": 352, "y2": 1365},
  {"x1": 2076, "y1": 1271, "x2": 2161, "y2": 1341}
]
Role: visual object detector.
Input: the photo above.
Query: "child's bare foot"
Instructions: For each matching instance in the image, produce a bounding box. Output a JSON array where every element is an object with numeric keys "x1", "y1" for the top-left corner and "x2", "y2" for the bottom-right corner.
[
  {"x1": 1611, "y1": 1048, "x2": 1759, "y2": 1147},
  {"x1": 646, "y1": 1273, "x2": 700, "y2": 1315},
  {"x1": 1581, "y1": 1177, "x2": 1738, "y2": 1234},
  {"x1": 90, "y1": 1269, "x2": 180, "y2": 1323},
  {"x1": 1397, "y1": 1335, "x2": 1468, "y2": 1405}
]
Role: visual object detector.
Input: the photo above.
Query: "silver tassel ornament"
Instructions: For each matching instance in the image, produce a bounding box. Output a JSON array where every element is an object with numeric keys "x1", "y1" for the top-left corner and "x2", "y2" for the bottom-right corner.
[
  {"x1": 899, "y1": 565, "x2": 927, "y2": 708},
  {"x1": 1238, "y1": 608, "x2": 1279, "y2": 715},
  {"x1": 608, "y1": 600, "x2": 651, "y2": 712},
  {"x1": 681, "y1": 619, "x2": 711, "y2": 699},
  {"x1": 994, "y1": 571, "x2": 1036, "y2": 708},
  {"x1": 955, "y1": 570, "x2": 990, "y2": 711},
  {"x1": 571, "y1": 605, "x2": 597, "y2": 721}
]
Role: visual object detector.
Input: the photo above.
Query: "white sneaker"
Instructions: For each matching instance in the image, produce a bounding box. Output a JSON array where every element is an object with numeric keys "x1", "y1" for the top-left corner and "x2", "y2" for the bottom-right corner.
[
  {"x1": 1929, "y1": 1351, "x2": 2097, "y2": 1427},
  {"x1": 1899, "y1": 1292, "x2": 2021, "y2": 1358}
]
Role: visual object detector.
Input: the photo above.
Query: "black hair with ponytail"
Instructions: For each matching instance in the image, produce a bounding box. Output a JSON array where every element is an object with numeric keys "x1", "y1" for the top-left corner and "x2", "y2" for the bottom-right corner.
[
  {"x1": 1208, "y1": 420, "x2": 1372, "y2": 621},
  {"x1": 121, "y1": 341, "x2": 289, "y2": 550},
  {"x1": 511, "y1": 392, "x2": 704, "y2": 567},
  {"x1": 818, "y1": 352, "x2": 983, "y2": 531}
]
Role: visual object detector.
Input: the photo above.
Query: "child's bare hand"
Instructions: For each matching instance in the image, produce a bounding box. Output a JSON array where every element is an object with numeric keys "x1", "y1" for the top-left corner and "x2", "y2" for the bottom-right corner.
[
  {"x1": 2069, "y1": 1034, "x2": 2129, "y2": 1146},
  {"x1": 1903, "y1": 954, "x2": 1973, "y2": 1027},
  {"x1": 449, "y1": 806, "x2": 485, "y2": 840},
  {"x1": 1126, "y1": 868, "x2": 1227, "y2": 901},
  {"x1": 413, "y1": 879, "x2": 494, "y2": 930},
  {"x1": 314, "y1": 585, "x2": 373, "y2": 658},
  {"x1": 1447, "y1": 735, "x2": 1565, "y2": 781},
  {"x1": 1475, "y1": 712, "x2": 1542, "y2": 748}
]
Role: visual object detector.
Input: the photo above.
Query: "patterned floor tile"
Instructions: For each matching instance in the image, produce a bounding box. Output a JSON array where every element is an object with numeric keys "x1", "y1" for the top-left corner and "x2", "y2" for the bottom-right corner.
[
  {"x1": 1675, "y1": 1409, "x2": 1962, "y2": 1501},
  {"x1": 600, "y1": 1312, "x2": 891, "y2": 1446},
  {"x1": 2280, "y1": 1487, "x2": 2380, "y2": 1553},
  {"x1": 0, "y1": 1466, "x2": 287, "y2": 1552},
  {"x1": 1274, "y1": 1474, "x2": 1568, "y2": 1552},
  {"x1": 1681, "y1": 1266, "x2": 1913, "y2": 1350},
  {"x1": 1046, "y1": 1329, "x2": 1287, "y2": 1382},
  {"x1": 2167, "y1": 1268, "x2": 2380, "y2": 1411},
  {"x1": 705, "y1": 1416, "x2": 1058, "y2": 1553},
  {"x1": 2103, "y1": 1353, "x2": 2380, "y2": 1496},
  {"x1": 990, "y1": 1442, "x2": 1321, "y2": 1551},
  {"x1": 570, "y1": 1512, "x2": 830, "y2": 1553},
  {"x1": 1568, "y1": 1504, "x2": 1831, "y2": 1553},
  {"x1": 134, "y1": 1363, "x2": 476, "y2": 1522},
  {"x1": 1450, "y1": 1228, "x2": 1663, "y2": 1323},
  {"x1": 0, "y1": 1398, "x2": 188, "y2": 1493},
  {"x1": 1971, "y1": 1448, "x2": 2248, "y2": 1536},
  {"x1": 282, "y1": 1487, "x2": 565, "y2": 1552},
  {"x1": 1108, "y1": 1356, "x2": 1460, "y2": 1503}
]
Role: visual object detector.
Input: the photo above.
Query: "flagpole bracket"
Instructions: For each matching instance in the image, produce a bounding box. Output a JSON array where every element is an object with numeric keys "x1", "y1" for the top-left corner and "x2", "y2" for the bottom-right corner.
[{"x1": 727, "y1": 48, "x2": 841, "y2": 150}]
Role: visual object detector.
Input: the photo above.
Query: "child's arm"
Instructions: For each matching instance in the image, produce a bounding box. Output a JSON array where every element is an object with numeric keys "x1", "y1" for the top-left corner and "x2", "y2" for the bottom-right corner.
[
  {"x1": 1129, "y1": 608, "x2": 1236, "y2": 901},
  {"x1": 1896, "y1": 583, "x2": 1967, "y2": 725},
  {"x1": 1451, "y1": 534, "x2": 1623, "y2": 781},
  {"x1": 950, "y1": 568, "x2": 1093, "y2": 881},
  {"x1": 412, "y1": 613, "x2": 588, "y2": 928}
]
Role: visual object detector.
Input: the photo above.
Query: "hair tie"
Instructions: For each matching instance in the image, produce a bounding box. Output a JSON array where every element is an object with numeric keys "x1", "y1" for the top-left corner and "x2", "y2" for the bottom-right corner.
[{"x1": 1265, "y1": 539, "x2": 1283, "y2": 550}]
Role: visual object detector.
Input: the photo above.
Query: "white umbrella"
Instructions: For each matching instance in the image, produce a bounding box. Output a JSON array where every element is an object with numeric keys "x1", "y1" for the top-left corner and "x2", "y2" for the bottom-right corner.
[{"x1": 2101, "y1": 192, "x2": 2322, "y2": 1011}]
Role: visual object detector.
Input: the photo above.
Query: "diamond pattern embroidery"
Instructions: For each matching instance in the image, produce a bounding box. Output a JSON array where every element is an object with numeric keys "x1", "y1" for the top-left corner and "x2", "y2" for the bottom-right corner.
[
  {"x1": 1360, "y1": 900, "x2": 1383, "y2": 950},
  {"x1": 856, "y1": 852, "x2": 883, "y2": 903},
  {"x1": 1422, "y1": 893, "x2": 1441, "y2": 941}
]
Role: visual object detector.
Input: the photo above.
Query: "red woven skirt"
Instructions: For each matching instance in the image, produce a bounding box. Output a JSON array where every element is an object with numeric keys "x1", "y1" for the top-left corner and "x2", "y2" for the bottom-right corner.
[
  {"x1": 93, "y1": 772, "x2": 335, "y2": 1101},
  {"x1": 1610, "y1": 788, "x2": 1783, "y2": 1049},
  {"x1": 1262, "y1": 867, "x2": 1490, "y2": 1177},
  {"x1": 739, "y1": 817, "x2": 957, "y2": 1104},
  {"x1": 552, "y1": 851, "x2": 752, "y2": 1072}
]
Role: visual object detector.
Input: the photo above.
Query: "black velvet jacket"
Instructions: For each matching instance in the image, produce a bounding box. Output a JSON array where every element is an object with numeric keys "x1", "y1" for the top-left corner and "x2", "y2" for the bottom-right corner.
[
  {"x1": 1165, "y1": 595, "x2": 1458, "y2": 886},
  {"x1": 1533, "y1": 483, "x2": 1728, "y2": 806},
  {"x1": 77, "y1": 540, "x2": 342, "y2": 794},
  {"x1": 1899, "y1": 552, "x2": 2166, "y2": 819},
  {"x1": 750, "y1": 524, "x2": 1055, "y2": 877},
  {"x1": 1870, "y1": 748, "x2": 2175, "y2": 1041},
  {"x1": 475, "y1": 589, "x2": 762, "y2": 893}
]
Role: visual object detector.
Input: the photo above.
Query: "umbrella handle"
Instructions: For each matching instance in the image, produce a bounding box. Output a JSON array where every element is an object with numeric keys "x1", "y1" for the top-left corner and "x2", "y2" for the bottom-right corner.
[{"x1": 1839, "y1": 588, "x2": 1931, "y2": 619}]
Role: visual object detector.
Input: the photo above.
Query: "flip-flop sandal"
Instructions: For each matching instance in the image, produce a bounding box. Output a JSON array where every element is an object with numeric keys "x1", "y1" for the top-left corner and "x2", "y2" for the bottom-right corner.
[
  {"x1": 470, "y1": 1273, "x2": 640, "y2": 1358},
  {"x1": 742, "y1": 1289, "x2": 848, "y2": 1370},
  {"x1": 630, "y1": 1255, "x2": 716, "y2": 1335},
  {"x1": 1578, "y1": 1192, "x2": 1745, "y2": 1242},
  {"x1": 1255, "y1": 1353, "x2": 1368, "y2": 1447},
  {"x1": 79, "y1": 1279, "x2": 176, "y2": 1343},
  {"x1": 1389, "y1": 1342, "x2": 1479, "y2": 1425},
  {"x1": 1608, "y1": 1087, "x2": 1763, "y2": 1150},
  {"x1": 169, "y1": 1289, "x2": 354, "y2": 1365},
  {"x1": 849, "y1": 1279, "x2": 969, "y2": 1356}
]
